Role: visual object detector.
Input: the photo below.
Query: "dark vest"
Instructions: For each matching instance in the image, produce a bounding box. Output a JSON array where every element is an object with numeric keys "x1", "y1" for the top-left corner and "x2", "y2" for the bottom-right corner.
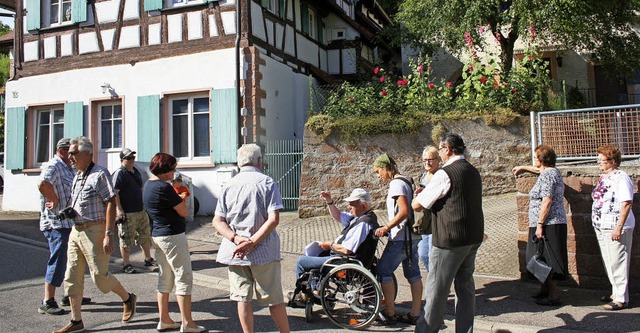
[
  {"x1": 336, "y1": 210, "x2": 380, "y2": 268},
  {"x1": 431, "y1": 159, "x2": 484, "y2": 248}
]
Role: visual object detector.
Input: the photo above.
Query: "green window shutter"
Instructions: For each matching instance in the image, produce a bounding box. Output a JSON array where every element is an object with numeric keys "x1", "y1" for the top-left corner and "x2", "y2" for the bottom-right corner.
[
  {"x1": 26, "y1": 0, "x2": 41, "y2": 31},
  {"x1": 317, "y1": 16, "x2": 323, "y2": 43},
  {"x1": 279, "y1": 0, "x2": 286, "y2": 18},
  {"x1": 137, "y1": 95, "x2": 161, "y2": 162},
  {"x1": 5, "y1": 107, "x2": 26, "y2": 170},
  {"x1": 300, "y1": 2, "x2": 309, "y2": 34},
  {"x1": 71, "y1": 0, "x2": 87, "y2": 23},
  {"x1": 260, "y1": 0, "x2": 269, "y2": 8},
  {"x1": 64, "y1": 101, "x2": 84, "y2": 138},
  {"x1": 144, "y1": 0, "x2": 162, "y2": 11},
  {"x1": 211, "y1": 88, "x2": 238, "y2": 164}
]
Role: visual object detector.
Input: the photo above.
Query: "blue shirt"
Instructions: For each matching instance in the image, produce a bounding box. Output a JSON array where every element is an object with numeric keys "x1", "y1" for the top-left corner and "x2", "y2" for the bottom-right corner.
[
  {"x1": 334, "y1": 211, "x2": 373, "y2": 252},
  {"x1": 143, "y1": 179, "x2": 185, "y2": 237},
  {"x1": 39, "y1": 155, "x2": 75, "y2": 230}
]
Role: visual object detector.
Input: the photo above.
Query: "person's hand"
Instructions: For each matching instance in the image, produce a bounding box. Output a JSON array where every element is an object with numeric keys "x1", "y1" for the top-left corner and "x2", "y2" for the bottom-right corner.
[
  {"x1": 414, "y1": 187, "x2": 424, "y2": 196},
  {"x1": 319, "y1": 241, "x2": 332, "y2": 250},
  {"x1": 512, "y1": 166, "x2": 523, "y2": 176},
  {"x1": 103, "y1": 235, "x2": 114, "y2": 255},
  {"x1": 535, "y1": 225, "x2": 544, "y2": 239},
  {"x1": 232, "y1": 235, "x2": 256, "y2": 259},
  {"x1": 116, "y1": 208, "x2": 125, "y2": 221},
  {"x1": 612, "y1": 226, "x2": 623, "y2": 241},
  {"x1": 320, "y1": 191, "x2": 333, "y2": 204},
  {"x1": 375, "y1": 226, "x2": 390, "y2": 238},
  {"x1": 45, "y1": 198, "x2": 59, "y2": 210}
]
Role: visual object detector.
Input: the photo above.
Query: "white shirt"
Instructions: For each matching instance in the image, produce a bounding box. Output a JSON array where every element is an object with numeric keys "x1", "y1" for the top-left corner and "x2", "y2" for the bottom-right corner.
[{"x1": 415, "y1": 155, "x2": 465, "y2": 209}]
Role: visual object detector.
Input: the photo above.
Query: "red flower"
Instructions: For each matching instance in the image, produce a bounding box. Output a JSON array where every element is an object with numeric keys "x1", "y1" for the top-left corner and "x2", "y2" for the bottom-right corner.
[
  {"x1": 349, "y1": 98, "x2": 355, "y2": 103},
  {"x1": 417, "y1": 65, "x2": 424, "y2": 74},
  {"x1": 374, "y1": 67, "x2": 380, "y2": 75},
  {"x1": 468, "y1": 65, "x2": 474, "y2": 72},
  {"x1": 380, "y1": 76, "x2": 385, "y2": 83},
  {"x1": 464, "y1": 31, "x2": 473, "y2": 46},
  {"x1": 529, "y1": 24, "x2": 536, "y2": 40},
  {"x1": 446, "y1": 81, "x2": 453, "y2": 87},
  {"x1": 381, "y1": 90, "x2": 388, "y2": 97},
  {"x1": 510, "y1": 88, "x2": 516, "y2": 94},
  {"x1": 428, "y1": 83, "x2": 435, "y2": 89},
  {"x1": 480, "y1": 76, "x2": 487, "y2": 84},
  {"x1": 397, "y1": 78, "x2": 408, "y2": 86}
]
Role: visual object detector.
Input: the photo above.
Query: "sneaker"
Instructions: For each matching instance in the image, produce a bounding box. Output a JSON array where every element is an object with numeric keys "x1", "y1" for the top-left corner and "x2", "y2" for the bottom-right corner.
[
  {"x1": 52, "y1": 320, "x2": 84, "y2": 333},
  {"x1": 122, "y1": 293, "x2": 137, "y2": 322},
  {"x1": 144, "y1": 258, "x2": 158, "y2": 266},
  {"x1": 123, "y1": 264, "x2": 137, "y2": 274},
  {"x1": 38, "y1": 299, "x2": 65, "y2": 315},
  {"x1": 60, "y1": 296, "x2": 92, "y2": 307}
]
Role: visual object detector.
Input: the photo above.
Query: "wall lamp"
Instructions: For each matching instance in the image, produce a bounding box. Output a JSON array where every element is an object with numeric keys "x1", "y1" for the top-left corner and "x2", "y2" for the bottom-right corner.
[{"x1": 101, "y1": 83, "x2": 112, "y2": 94}]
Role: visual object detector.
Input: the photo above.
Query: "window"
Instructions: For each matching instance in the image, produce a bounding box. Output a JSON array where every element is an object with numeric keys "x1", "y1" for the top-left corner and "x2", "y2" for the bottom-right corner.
[
  {"x1": 170, "y1": 95, "x2": 210, "y2": 161},
  {"x1": 99, "y1": 104, "x2": 122, "y2": 150},
  {"x1": 47, "y1": 0, "x2": 72, "y2": 26},
  {"x1": 307, "y1": 7, "x2": 316, "y2": 39},
  {"x1": 164, "y1": 0, "x2": 204, "y2": 9},
  {"x1": 35, "y1": 108, "x2": 65, "y2": 164}
]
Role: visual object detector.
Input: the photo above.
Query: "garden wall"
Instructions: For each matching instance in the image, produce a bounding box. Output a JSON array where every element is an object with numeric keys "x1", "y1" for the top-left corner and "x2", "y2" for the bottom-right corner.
[
  {"x1": 298, "y1": 117, "x2": 531, "y2": 217},
  {"x1": 516, "y1": 168, "x2": 640, "y2": 289}
]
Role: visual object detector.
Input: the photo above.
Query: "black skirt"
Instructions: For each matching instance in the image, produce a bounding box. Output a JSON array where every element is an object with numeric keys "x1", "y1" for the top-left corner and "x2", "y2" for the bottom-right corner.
[{"x1": 526, "y1": 224, "x2": 568, "y2": 281}]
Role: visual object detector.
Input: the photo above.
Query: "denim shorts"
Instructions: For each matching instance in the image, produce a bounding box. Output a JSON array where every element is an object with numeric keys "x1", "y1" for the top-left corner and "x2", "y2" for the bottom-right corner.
[
  {"x1": 43, "y1": 228, "x2": 71, "y2": 287},
  {"x1": 377, "y1": 239, "x2": 421, "y2": 283}
]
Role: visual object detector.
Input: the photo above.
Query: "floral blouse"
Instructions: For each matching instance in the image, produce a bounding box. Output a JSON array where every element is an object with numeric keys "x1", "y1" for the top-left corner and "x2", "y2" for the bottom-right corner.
[
  {"x1": 528, "y1": 168, "x2": 567, "y2": 227},
  {"x1": 591, "y1": 169, "x2": 635, "y2": 230}
]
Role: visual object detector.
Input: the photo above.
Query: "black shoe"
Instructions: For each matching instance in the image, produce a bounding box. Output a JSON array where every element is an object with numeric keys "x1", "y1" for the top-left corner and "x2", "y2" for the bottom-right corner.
[
  {"x1": 123, "y1": 264, "x2": 137, "y2": 274},
  {"x1": 60, "y1": 296, "x2": 92, "y2": 307},
  {"x1": 144, "y1": 258, "x2": 157, "y2": 266},
  {"x1": 38, "y1": 299, "x2": 65, "y2": 315}
]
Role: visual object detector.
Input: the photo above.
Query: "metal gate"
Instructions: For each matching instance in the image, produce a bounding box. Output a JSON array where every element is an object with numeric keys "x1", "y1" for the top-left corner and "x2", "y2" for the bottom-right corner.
[{"x1": 263, "y1": 139, "x2": 303, "y2": 211}]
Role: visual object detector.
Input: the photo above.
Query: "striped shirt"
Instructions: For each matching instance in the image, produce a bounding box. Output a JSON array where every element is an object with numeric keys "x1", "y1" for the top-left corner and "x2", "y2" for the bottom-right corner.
[
  {"x1": 39, "y1": 155, "x2": 75, "y2": 230},
  {"x1": 215, "y1": 166, "x2": 284, "y2": 266},
  {"x1": 71, "y1": 163, "x2": 116, "y2": 223}
]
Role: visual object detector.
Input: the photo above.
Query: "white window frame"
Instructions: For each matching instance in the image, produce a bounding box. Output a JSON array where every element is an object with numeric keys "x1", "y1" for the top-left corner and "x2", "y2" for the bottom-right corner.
[
  {"x1": 34, "y1": 107, "x2": 65, "y2": 166},
  {"x1": 164, "y1": 0, "x2": 205, "y2": 9},
  {"x1": 98, "y1": 102, "x2": 123, "y2": 151},
  {"x1": 308, "y1": 7, "x2": 316, "y2": 39},
  {"x1": 168, "y1": 94, "x2": 211, "y2": 163},
  {"x1": 44, "y1": 0, "x2": 73, "y2": 28}
]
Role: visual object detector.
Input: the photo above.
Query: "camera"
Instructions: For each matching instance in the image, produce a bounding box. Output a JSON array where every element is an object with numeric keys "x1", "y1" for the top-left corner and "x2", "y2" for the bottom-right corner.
[{"x1": 56, "y1": 207, "x2": 77, "y2": 221}]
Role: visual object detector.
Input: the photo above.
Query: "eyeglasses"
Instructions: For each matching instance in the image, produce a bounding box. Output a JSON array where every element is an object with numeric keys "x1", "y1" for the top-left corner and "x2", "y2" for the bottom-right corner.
[{"x1": 68, "y1": 150, "x2": 80, "y2": 156}]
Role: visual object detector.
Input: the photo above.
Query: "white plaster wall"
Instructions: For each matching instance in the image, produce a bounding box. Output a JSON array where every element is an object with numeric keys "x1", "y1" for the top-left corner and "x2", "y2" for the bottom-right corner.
[
  {"x1": 119, "y1": 25, "x2": 141, "y2": 49},
  {"x1": 342, "y1": 48, "x2": 356, "y2": 74},
  {"x1": 79, "y1": 32, "x2": 99, "y2": 54},
  {"x1": 251, "y1": 2, "x2": 266, "y2": 40},
  {"x1": 209, "y1": 15, "x2": 219, "y2": 36},
  {"x1": 24, "y1": 41, "x2": 38, "y2": 62},
  {"x1": 296, "y1": 34, "x2": 318, "y2": 66},
  {"x1": 221, "y1": 11, "x2": 236, "y2": 34},
  {"x1": 266, "y1": 21, "x2": 274, "y2": 46},
  {"x1": 61, "y1": 34, "x2": 73, "y2": 57},
  {"x1": 168, "y1": 14, "x2": 183, "y2": 43},
  {"x1": 123, "y1": 0, "x2": 140, "y2": 20},
  {"x1": 327, "y1": 49, "x2": 340, "y2": 74},
  {"x1": 102, "y1": 29, "x2": 116, "y2": 51},
  {"x1": 319, "y1": 48, "x2": 327, "y2": 72},
  {"x1": 149, "y1": 24, "x2": 161, "y2": 45},
  {"x1": 95, "y1": 0, "x2": 120, "y2": 23},
  {"x1": 275, "y1": 23, "x2": 284, "y2": 48},
  {"x1": 285, "y1": 25, "x2": 295, "y2": 55},
  {"x1": 188, "y1": 12, "x2": 203, "y2": 40},
  {"x1": 44, "y1": 37, "x2": 57, "y2": 59},
  {"x1": 4, "y1": 49, "x2": 241, "y2": 213},
  {"x1": 556, "y1": 50, "x2": 590, "y2": 90},
  {"x1": 259, "y1": 53, "x2": 309, "y2": 141}
]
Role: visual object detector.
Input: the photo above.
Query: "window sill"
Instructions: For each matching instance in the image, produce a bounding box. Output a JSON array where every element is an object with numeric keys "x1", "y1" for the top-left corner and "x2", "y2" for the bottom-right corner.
[
  {"x1": 20, "y1": 168, "x2": 43, "y2": 174},
  {"x1": 176, "y1": 162, "x2": 217, "y2": 169}
]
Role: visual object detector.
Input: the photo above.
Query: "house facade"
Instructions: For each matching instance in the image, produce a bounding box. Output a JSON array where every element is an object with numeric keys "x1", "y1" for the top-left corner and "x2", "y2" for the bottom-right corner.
[{"x1": 2, "y1": 0, "x2": 391, "y2": 213}]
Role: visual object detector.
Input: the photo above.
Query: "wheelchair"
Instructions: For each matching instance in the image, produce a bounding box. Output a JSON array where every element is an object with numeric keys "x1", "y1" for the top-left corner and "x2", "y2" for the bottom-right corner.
[{"x1": 289, "y1": 253, "x2": 398, "y2": 330}]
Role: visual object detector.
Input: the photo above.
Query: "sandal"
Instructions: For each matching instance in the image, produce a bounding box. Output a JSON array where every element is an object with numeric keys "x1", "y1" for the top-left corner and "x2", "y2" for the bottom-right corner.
[
  {"x1": 535, "y1": 298, "x2": 561, "y2": 306},
  {"x1": 604, "y1": 302, "x2": 627, "y2": 311},
  {"x1": 396, "y1": 312, "x2": 419, "y2": 325},
  {"x1": 600, "y1": 295, "x2": 613, "y2": 303}
]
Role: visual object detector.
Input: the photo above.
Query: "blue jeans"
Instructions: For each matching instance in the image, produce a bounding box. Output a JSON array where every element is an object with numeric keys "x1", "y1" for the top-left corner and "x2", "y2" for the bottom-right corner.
[
  {"x1": 418, "y1": 234, "x2": 432, "y2": 272},
  {"x1": 296, "y1": 255, "x2": 332, "y2": 279},
  {"x1": 415, "y1": 243, "x2": 481, "y2": 333},
  {"x1": 43, "y1": 228, "x2": 72, "y2": 287},
  {"x1": 377, "y1": 240, "x2": 421, "y2": 284}
]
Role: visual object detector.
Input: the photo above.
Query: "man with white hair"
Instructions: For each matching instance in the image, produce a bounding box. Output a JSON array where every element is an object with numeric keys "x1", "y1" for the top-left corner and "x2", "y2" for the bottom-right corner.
[{"x1": 212, "y1": 143, "x2": 290, "y2": 333}]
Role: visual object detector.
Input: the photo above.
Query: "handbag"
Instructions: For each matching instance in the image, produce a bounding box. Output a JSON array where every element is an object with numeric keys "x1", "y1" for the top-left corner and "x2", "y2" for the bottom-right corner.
[
  {"x1": 526, "y1": 236, "x2": 552, "y2": 283},
  {"x1": 412, "y1": 209, "x2": 432, "y2": 235}
]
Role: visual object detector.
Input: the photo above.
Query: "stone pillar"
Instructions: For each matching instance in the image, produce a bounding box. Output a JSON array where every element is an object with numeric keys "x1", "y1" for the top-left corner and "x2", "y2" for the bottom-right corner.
[{"x1": 515, "y1": 166, "x2": 640, "y2": 289}]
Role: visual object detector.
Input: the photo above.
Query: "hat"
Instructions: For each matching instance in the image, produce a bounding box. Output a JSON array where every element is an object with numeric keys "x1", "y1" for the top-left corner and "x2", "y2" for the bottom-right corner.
[
  {"x1": 120, "y1": 148, "x2": 136, "y2": 160},
  {"x1": 344, "y1": 188, "x2": 371, "y2": 203},
  {"x1": 172, "y1": 171, "x2": 182, "y2": 181},
  {"x1": 56, "y1": 138, "x2": 71, "y2": 150}
]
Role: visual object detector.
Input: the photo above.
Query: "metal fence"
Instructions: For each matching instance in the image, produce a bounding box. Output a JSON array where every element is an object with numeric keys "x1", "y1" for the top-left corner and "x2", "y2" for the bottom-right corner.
[
  {"x1": 262, "y1": 139, "x2": 304, "y2": 210},
  {"x1": 532, "y1": 104, "x2": 640, "y2": 161}
]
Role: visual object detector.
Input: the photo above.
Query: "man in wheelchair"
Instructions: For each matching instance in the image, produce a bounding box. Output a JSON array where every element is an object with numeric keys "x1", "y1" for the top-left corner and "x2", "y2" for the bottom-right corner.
[{"x1": 289, "y1": 188, "x2": 379, "y2": 307}]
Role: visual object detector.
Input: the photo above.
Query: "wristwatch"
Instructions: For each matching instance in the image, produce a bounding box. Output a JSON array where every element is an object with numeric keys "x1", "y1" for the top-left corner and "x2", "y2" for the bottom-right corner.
[{"x1": 106, "y1": 230, "x2": 114, "y2": 236}]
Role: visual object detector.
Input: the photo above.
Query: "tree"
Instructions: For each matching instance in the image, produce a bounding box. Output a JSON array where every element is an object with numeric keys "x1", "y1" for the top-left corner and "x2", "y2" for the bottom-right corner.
[{"x1": 394, "y1": 0, "x2": 640, "y2": 75}]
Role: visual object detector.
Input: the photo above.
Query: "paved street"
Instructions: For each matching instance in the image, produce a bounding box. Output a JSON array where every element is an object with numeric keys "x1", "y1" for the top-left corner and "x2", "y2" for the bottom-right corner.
[{"x1": 1, "y1": 193, "x2": 640, "y2": 332}]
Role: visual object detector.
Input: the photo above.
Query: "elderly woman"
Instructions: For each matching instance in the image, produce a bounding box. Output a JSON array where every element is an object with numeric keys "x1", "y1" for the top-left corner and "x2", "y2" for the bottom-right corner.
[
  {"x1": 372, "y1": 153, "x2": 422, "y2": 325},
  {"x1": 592, "y1": 145, "x2": 635, "y2": 311},
  {"x1": 513, "y1": 145, "x2": 568, "y2": 306},
  {"x1": 417, "y1": 146, "x2": 440, "y2": 272},
  {"x1": 143, "y1": 153, "x2": 206, "y2": 333}
]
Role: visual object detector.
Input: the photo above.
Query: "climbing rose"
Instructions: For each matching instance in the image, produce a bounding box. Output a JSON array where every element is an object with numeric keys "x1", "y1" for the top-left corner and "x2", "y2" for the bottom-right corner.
[
  {"x1": 510, "y1": 88, "x2": 516, "y2": 94},
  {"x1": 480, "y1": 76, "x2": 487, "y2": 84},
  {"x1": 446, "y1": 81, "x2": 453, "y2": 87},
  {"x1": 381, "y1": 90, "x2": 388, "y2": 97},
  {"x1": 397, "y1": 78, "x2": 408, "y2": 86},
  {"x1": 417, "y1": 65, "x2": 424, "y2": 74},
  {"x1": 468, "y1": 65, "x2": 474, "y2": 72},
  {"x1": 349, "y1": 98, "x2": 355, "y2": 103},
  {"x1": 428, "y1": 83, "x2": 435, "y2": 89},
  {"x1": 380, "y1": 76, "x2": 385, "y2": 83},
  {"x1": 374, "y1": 67, "x2": 380, "y2": 75}
]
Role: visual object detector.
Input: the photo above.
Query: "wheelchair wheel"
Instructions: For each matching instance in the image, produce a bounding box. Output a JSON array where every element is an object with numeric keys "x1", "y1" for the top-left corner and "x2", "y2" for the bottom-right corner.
[
  {"x1": 304, "y1": 300, "x2": 313, "y2": 322},
  {"x1": 319, "y1": 263, "x2": 381, "y2": 330}
]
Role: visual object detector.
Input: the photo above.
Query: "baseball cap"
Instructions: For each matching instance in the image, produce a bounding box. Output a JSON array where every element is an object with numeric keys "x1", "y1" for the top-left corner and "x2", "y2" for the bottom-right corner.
[
  {"x1": 56, "y1": 138, "x2": 71, "y2": 150},
  {"x1": 344, "y1": 188, "x2": 371, "y2": 203},
  {"x1": 120, "y1": 148, "x2": 136, "y2": 160}
]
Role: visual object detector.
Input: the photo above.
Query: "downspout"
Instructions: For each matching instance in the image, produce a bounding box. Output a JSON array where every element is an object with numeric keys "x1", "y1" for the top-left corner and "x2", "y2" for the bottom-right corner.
[{"x1": 235, "y1": 0, "x2": 243, "y2": 145}]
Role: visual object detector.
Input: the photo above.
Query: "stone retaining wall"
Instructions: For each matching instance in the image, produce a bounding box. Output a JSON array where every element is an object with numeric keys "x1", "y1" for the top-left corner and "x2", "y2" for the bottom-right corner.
[
  {"x1": 299, "y1": 118, "x2": 531, "y2": 217},
  {"x1": 515, "y1": 167, "x2": 640, "y2": 289}
]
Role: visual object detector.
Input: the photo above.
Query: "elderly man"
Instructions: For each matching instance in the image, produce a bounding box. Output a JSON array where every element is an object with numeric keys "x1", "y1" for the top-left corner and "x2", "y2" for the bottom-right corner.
[
  {"x1": 112, "y1": 148, "x2": 155, "y2": 274},
  {"x1": 411, "y1": 133, "x2": 484, "y2": 333},
  {"x1": 37, "y1": 138, "x2": 90, "y2": 315},
  {"x1": 53, "y1": 136, "x2": 136, "y2": 333},
  {"x1": 294, "y1": 188, "x2": 379, "y2": 279},
  {"x1": 212, "y1": 144, "x2": 290, "y2": 333}
]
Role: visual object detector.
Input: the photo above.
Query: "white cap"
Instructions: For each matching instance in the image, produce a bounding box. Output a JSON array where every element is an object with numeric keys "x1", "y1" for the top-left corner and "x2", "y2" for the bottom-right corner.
[{"x1": 343, "y1": 188, "x2": 371, "y2": 203}]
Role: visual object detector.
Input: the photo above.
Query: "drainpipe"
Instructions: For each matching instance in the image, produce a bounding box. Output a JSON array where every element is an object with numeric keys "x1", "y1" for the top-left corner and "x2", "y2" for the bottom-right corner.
[{"x1": 235, "y1": 0, "x2": 243, "y2": 145}]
